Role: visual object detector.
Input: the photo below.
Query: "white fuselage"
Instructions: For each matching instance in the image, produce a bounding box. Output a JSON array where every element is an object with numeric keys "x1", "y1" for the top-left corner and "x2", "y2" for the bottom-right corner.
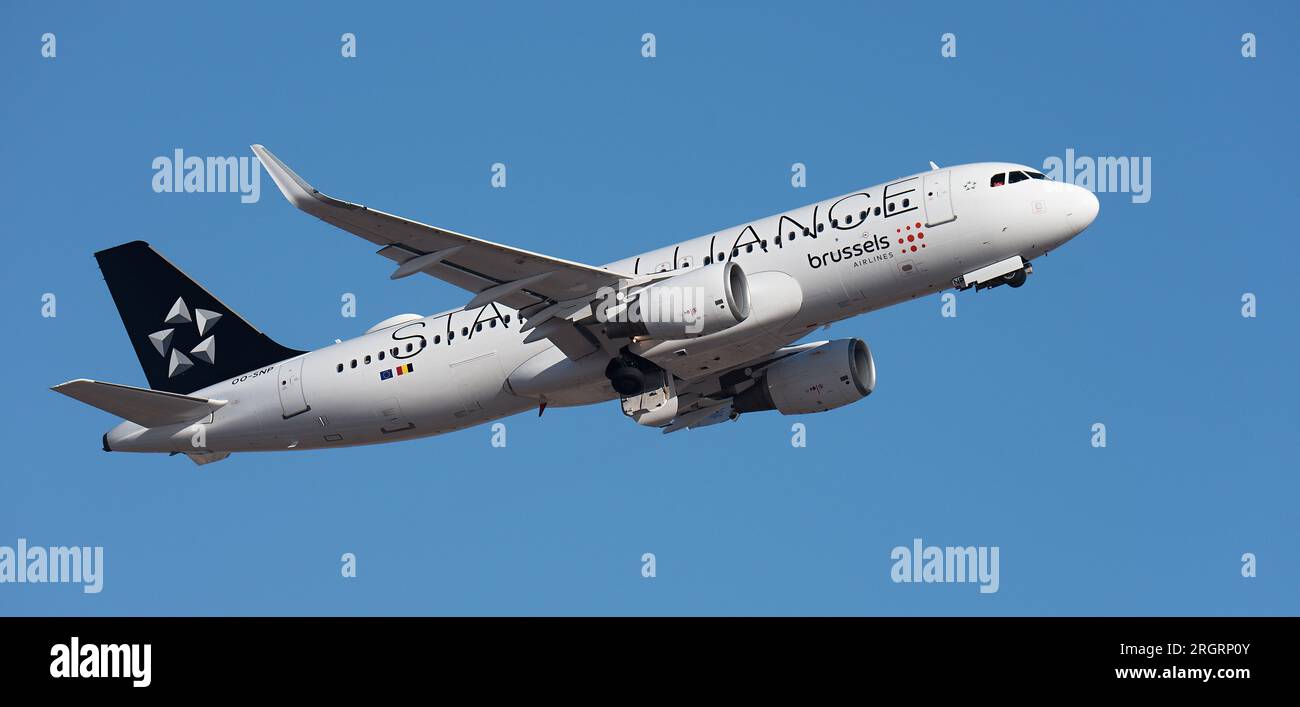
[{"x1": 105, "y1": 162, "x2": 1098, "y2": 454}]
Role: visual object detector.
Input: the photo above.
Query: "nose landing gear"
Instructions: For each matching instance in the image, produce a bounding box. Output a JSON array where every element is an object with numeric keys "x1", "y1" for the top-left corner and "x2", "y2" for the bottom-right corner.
[
  {"x1": 952, "y1": 255, "x2": 1032, "y2": 292},
  {"x1": 955, "y1": 260, "x2": 1033, "y2": 292}
]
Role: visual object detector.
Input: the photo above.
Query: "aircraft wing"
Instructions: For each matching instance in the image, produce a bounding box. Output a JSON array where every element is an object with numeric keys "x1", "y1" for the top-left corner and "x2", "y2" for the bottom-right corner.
[{"x1": 252, "y1": 145, "x2": 632, "y2": 312}]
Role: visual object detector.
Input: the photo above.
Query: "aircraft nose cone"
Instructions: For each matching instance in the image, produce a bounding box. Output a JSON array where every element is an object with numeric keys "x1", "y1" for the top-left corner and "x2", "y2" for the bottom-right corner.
[{"x1": 1067, "y1": 185, "x2": 1099, "y2": 235}]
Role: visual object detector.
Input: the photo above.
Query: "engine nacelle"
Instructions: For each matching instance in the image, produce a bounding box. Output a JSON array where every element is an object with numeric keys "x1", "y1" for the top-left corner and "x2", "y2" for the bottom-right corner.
[
  {"x1": 733, "y1": 339, "x2": 876, "y2": 415},
  {"x1": 605, "y1": 261, "x2": 750, "y2": 340}
]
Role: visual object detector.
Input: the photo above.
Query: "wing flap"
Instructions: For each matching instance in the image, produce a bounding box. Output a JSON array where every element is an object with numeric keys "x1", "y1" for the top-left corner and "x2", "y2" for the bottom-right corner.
[{"x1": 662, "y1": 402, "x2": 737, "y2": 434}]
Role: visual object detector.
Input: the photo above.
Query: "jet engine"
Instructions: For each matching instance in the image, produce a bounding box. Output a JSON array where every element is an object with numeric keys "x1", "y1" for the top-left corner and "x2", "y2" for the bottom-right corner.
[
  {"x1": 732, "y1": 338, "x2": 876, "y2": 415},
  {"x1": 605, "y1": 261, "x2": 750, "y2": 340}
]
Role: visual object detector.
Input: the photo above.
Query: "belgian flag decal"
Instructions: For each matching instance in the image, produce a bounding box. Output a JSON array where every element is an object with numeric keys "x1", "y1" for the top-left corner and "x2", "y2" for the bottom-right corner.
[{"x1": 379, "y1": 363, "x2": 414, "y2": 381}]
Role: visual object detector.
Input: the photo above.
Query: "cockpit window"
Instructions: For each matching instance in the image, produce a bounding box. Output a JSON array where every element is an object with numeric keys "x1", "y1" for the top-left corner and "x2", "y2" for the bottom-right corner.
[
  {"x1": 1027, "y1": 171, "x2": 1047, "y2": 180},
  {"x1": 990, "y1": 173, "x2": 1006, "y2": 187},
  {"x1": 1009, "y1": 171, "x2": 1030, "y2": 184}
]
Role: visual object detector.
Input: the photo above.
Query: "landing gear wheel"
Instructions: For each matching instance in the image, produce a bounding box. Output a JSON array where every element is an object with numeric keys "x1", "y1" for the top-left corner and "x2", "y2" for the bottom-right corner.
[
  {"x1": 608, "y1": 366, "x2": 646, "y2": 396},
  {"x1": 1003, "y1": 269, "x2": 1027, "y2": 288}
]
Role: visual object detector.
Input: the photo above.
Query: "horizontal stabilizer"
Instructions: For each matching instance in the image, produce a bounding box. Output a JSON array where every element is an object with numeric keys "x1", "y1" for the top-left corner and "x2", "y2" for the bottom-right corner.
[{"x1": 52, "y1": 379, "x2": 226, "y2": 428}]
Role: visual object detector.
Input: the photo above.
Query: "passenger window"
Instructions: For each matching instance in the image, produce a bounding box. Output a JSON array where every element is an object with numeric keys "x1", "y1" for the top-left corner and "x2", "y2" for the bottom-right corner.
[
  {"x1": 859, "y1": 210, "x2": 867, "y2": 220},
  {"x1": 378, "y1": 351, "x2": 385, "y2": 361},
  {"x1": 816, "y1": 223, "x2": 825, "y2": 233},
  {"x1": 336, "y1": 363, "x2": 343, "y2": 373},
  {"x1": 434, "y1": 335, "x2": 441, "y2": 344},
  {"x1": 475, "y1": 323, "x2": 483, "y2": 332},
  {"x1": 406, "y1": 343, "x2": 413, "y2": 352},
  {"x1": 874, "y1": 206, "x2": 881, "y2": 216},
  {"x1": 990, "y1": 173, "x2": 1006, "y2": 187},
  {"x1": 461, "y1": 327, "x2": 468, "y2": 336},
  {"x1": 364, "y1": 355, "x2": 371, "y2": 364},
  {"x1": 1009, "y1": 171, "x2": 1029, "y2": 184},
  {"x1": 704, "y1": 256, "x2": 712, "y2": 265},
  {"x1": 504, "y1": 315, "x2": 511, "y2": 324},
  {"x1": 490, "y1": 319, "x2": 497, "y2": 328},
  {"x1": 350, "y1": 360, "x2": 357, "y2": 369}
]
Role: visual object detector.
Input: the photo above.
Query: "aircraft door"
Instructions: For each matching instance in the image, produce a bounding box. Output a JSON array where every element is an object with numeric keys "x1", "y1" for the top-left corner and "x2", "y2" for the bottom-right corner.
[
  {"x1": 277, "y1": 358, "x2": 310, "y2": 419},
  {"x1": 923, "y1": 170, "x2": 956, "y2": 226}
]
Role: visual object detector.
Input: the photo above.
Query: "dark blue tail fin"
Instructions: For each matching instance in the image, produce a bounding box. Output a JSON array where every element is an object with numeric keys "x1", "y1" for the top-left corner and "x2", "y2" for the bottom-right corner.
[{"x1": 94, "y1": 241, "x2": 304, "y2": 394}]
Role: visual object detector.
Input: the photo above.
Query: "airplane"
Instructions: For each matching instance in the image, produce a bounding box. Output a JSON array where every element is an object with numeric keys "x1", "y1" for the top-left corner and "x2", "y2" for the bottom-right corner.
[{"x1": 53, "y1": 147, "x2": 1098, "y2": 465}]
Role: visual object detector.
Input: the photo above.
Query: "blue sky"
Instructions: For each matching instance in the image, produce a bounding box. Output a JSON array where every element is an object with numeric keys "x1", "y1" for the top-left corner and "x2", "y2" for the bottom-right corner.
[{"x1": 2, "y1": 0, "x2": 1296, "y2": 615}]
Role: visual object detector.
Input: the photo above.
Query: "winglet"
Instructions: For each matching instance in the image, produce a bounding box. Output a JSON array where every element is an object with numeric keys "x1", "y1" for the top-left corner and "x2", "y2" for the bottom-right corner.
[
  {"x1": 929, "y1": 161, "x2": 941, "y2": 170},
  {"x1": 251, "y1": 144, "x2": 322, "y2": 211}
]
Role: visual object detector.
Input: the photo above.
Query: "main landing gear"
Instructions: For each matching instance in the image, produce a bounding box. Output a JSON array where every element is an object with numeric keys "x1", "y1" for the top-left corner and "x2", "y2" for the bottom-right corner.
[{"x1": 606, "y1": 357, "x2": 648, "y2": 396}]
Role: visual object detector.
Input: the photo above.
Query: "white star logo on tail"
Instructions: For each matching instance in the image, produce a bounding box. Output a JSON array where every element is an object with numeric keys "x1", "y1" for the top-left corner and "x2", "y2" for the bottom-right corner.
[{"x1": 148, "y1": 296, "x2": 220, "y2": 377}]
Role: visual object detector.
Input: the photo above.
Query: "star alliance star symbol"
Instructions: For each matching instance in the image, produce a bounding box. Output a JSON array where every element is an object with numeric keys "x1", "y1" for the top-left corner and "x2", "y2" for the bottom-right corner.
[{"x1": 147, "y1": 296, "x2": 221, "y2": 377}]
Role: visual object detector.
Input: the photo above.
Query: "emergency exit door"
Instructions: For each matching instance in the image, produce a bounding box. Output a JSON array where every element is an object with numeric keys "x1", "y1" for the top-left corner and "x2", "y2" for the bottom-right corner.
[
  {"x1": 277, "y1": 358, "x2": 310, "y2": 419},
  {"x1": 923, "y1": 170, "x2": 956, "y2": 226}
]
